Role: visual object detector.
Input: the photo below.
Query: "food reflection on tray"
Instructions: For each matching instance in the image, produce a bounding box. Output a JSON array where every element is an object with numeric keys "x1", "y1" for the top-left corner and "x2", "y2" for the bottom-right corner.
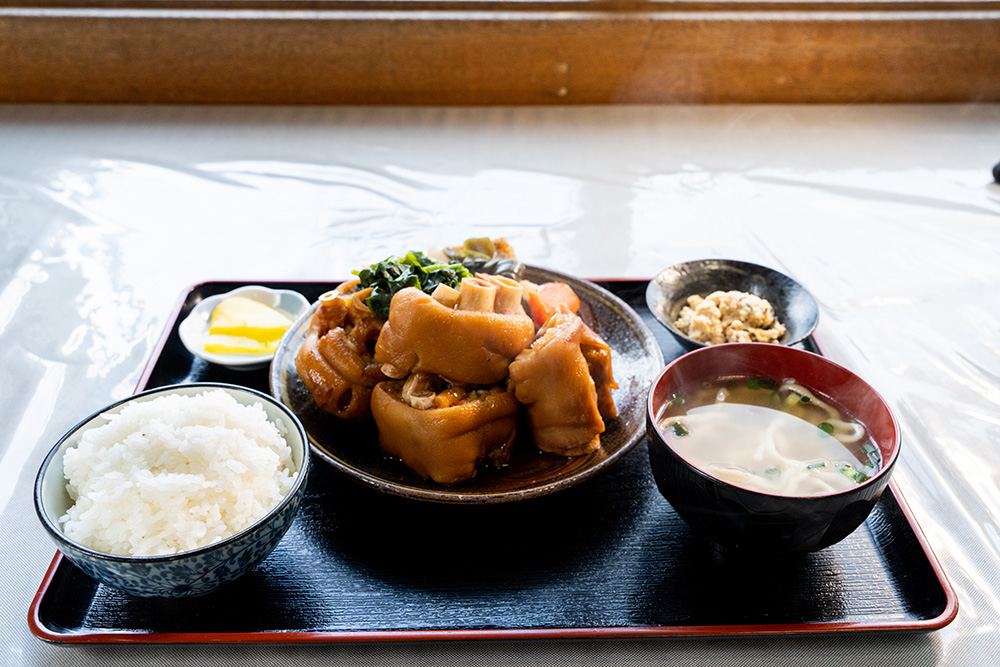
[{"x1": 270, "y1": 239, "x2": 665, "y2": 503}]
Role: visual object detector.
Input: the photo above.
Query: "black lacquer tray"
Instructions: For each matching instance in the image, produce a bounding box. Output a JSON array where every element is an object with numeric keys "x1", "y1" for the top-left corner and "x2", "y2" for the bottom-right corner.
[{"x1": 29, "y1": 280, "x2": 958, "y2": 643}]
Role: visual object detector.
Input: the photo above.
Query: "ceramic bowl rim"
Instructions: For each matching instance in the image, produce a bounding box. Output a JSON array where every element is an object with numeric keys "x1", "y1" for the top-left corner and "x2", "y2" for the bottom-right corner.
[
  {"x1": 34, "y1": 382, "x2": 310, "y2": 564},
  {"x1": 646, "y1": 343, "x2": 900, "y2": 501},
  {"x1": 645, "y1": 258, "x2": 820, "y2": 350}
]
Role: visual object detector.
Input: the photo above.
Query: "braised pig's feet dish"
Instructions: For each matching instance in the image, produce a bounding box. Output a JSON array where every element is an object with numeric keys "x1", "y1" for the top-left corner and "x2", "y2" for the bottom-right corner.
[{"x1": 295, "y1": 239, "x2": 619, "y2": 484}]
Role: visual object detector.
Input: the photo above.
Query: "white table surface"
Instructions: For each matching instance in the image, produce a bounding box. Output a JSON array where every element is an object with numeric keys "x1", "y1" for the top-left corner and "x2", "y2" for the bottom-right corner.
[{"x1": 2, "y1": 103, "x2": 999, "y2": 666}]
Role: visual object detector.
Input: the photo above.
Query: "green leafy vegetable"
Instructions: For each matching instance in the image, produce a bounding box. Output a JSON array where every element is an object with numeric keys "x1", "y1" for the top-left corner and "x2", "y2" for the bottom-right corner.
[
  {"x1": 670, "y1": 422, "x2": 689, "y2": 437},
  {"x1": 457, "y1": 256, "x2": 524, "y2": 279},
  {"x1": 817, "y1": 422, "x2": 835, "y2": 435},
  {"x1": 354, "y1": 251, "x2": 471, "y2": 319}
]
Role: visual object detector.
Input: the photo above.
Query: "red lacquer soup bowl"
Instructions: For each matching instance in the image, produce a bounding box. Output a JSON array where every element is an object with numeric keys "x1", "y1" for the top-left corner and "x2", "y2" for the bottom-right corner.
[{"x1": 646, "y1": 343, "x2": 900, "y2": 554}]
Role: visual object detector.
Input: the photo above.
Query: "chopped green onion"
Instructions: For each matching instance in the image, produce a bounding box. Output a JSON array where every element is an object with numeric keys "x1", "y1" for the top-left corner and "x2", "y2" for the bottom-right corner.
[
  {"x1": 669, "y1": 393, "x2": 686, "y2": 406},
  {"x1": 838, "y1": 463, "x2": 870, "y2": 484},
  {"x1": 670, "y1": 422, "x2": 689, "y2": 437},
  {"x1": 746, "y1": 378, "x2": 776, "y2": 390},
  {"x1": 818, "y1": 422, "x2": 835, "y2": 435},
  {"x1": 764, "y1": 467, "x2": 781, "y2": 479},
  {"x1": 800, "y1": 395, "x2": 811, "y2": 403},
  {"x1": 861, "y1": 443, "x2": 881, "y2": 464},
  {"x1": 806, "y1": 461, "x2": 827, "y2": 470}
]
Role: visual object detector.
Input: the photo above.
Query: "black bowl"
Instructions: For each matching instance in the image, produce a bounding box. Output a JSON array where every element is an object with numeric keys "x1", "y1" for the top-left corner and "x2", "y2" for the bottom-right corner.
[
  {"x1": 645, "y1": 259, "x2": 819, "y2": 351},
  {"x1": 646, "y1": 343, "x2": 900, "y2": 554}
]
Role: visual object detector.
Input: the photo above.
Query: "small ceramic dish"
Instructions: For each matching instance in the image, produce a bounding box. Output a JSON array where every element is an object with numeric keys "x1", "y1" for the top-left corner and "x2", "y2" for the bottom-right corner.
[
  {"x1": 178, "y1": 285, "x2": 310, "y2": 370},
  {"x1": 646, "y1": 343, "x2": 900, "y2": 553},
  {"x1": 34, "y1": 383, "x2": 310, "y2": 597},
  {"x1": 645, "y1": 259, "x2": 819, "y2": 351}
]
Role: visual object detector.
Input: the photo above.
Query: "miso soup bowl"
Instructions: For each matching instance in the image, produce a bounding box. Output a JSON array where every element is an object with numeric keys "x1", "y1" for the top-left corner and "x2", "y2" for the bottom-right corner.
[
  {"x1": 646, "y1": 343, "x2": 900, "y2": 554},
  {"x1": 34, "y1": 383, "x2": 310, "y2": 598}
]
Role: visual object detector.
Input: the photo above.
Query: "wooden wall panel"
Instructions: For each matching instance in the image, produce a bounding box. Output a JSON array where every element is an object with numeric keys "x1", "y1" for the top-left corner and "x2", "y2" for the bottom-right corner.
[{"x1": 2, "y1": 3, "x2": 999, "y2": 104}]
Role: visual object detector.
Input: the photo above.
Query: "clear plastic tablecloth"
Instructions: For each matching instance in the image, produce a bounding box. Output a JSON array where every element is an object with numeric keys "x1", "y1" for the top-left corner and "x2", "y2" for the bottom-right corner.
[{"x1": 2, "y1": 103, "x2": 998, "y2": 666}]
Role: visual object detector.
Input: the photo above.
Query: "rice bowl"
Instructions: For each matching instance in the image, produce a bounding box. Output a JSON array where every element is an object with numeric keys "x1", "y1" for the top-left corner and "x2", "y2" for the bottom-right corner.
[
  {"x1": 35, "y1": 383, "x2": 310, "y2": 597},
  {"x1": 60, "y1": 388, "x2": 296, "y2": 557}
]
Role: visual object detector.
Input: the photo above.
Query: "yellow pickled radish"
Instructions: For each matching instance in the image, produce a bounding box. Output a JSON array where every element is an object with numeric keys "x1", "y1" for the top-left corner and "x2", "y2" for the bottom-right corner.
[
  {"x1": 203, "y1": 334, "x2": 280, "y2": 355},
  {"x1": 204, "y1": 296, "x2": 293, "y2": 355}
]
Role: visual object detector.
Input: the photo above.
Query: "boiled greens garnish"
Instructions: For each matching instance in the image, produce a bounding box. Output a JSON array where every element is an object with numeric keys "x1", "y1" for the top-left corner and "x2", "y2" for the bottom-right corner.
[
  {"x1": 354, "y1": 251, "x2": 471, "y2": 319},
  {"x1": 817, "y1": 422, "x2": 835, "y2": 435}
]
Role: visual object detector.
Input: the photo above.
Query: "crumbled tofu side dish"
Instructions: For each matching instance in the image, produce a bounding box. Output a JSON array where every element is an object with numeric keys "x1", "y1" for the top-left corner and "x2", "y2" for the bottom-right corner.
[{"x1": 673, "y1": 290, "x2": 786, "y2": 345}]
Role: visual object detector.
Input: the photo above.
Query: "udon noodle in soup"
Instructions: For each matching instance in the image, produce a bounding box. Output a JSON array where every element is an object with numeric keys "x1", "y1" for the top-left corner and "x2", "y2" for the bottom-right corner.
[{"x1": 657, "y1": 377, "x2": 881, "y2": 496}]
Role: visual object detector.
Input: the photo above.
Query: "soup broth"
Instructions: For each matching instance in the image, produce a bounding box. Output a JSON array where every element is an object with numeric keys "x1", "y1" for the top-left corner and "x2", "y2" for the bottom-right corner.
[{"x1": 657, "y1": 377, "x2": 881, "y2": 496}]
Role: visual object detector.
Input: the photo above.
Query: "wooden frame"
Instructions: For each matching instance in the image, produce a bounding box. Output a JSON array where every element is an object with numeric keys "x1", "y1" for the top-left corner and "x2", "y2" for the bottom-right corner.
[{"x1": 2, "y1": 1, "x2": 999, "y2": 104}]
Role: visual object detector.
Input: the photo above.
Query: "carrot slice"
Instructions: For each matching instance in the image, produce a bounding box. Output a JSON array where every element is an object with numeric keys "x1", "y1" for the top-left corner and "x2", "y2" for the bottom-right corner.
[{"x1": 527, "y1": 282, "x2": 580, "y2": 327}]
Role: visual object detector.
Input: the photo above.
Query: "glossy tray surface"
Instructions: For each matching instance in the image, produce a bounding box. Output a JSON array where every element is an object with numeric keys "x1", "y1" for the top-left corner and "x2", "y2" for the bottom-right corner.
[{"x1": 29, "y1": 280, "x2": 957, "y2": 643}]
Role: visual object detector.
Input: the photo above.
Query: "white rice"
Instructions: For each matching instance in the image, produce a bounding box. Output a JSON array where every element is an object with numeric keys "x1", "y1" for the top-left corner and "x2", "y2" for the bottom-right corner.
[{"x1": 59, "y1": 389, "x2": 296, "y2": 557}]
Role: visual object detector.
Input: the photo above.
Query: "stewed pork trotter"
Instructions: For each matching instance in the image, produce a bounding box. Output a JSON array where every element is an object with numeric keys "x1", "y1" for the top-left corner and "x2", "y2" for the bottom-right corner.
[
  {"x1": 509, "y1": 306, "x2": 618, "y2": 456},
  {"x1": 371, "y1": 375, "x2": 519, "y2": 484},
  {"x1": 294, "y1": 280, "x2": 387, "y2": 421},
  {"x1": 374, "y1": 277, "x2": 535, "y2": 386}
]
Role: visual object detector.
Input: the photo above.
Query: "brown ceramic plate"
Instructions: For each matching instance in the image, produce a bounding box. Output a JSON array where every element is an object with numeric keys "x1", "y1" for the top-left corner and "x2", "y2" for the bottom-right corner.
[{"x1": 269, "y1": 266, "x2": 664, "y2": 504}]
